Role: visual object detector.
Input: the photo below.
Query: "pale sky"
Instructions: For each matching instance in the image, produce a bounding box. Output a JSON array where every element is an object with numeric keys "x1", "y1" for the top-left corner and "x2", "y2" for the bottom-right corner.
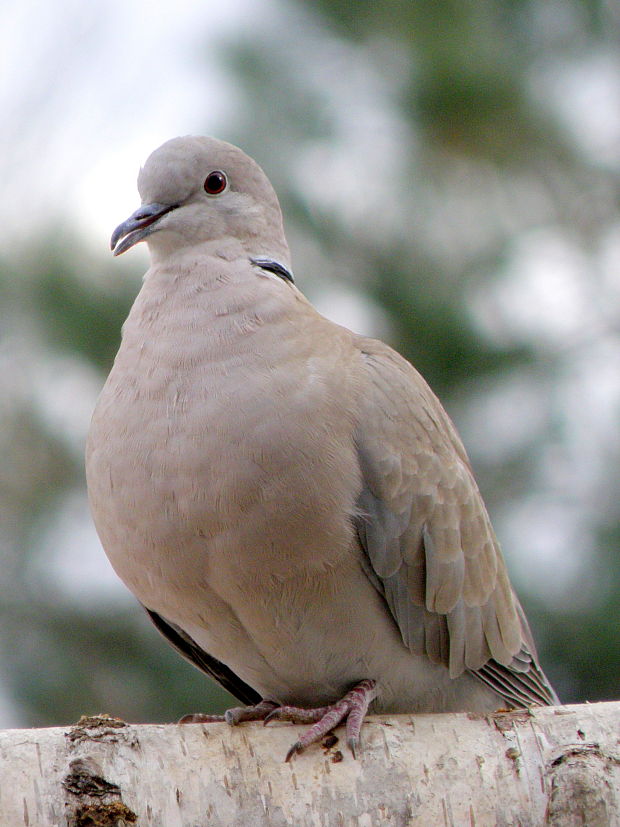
[{"x1": 1, "y1": 0, "x2": 267, "y2": 248}]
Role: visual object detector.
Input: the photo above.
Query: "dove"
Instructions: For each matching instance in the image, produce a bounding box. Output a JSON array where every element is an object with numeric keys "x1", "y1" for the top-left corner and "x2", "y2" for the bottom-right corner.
[{"x1": 85, "y1": 136, "x2": 558, "y2": 760}]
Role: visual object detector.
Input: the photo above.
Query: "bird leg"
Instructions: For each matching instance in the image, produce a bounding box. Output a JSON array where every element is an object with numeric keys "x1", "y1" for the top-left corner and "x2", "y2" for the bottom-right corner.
[{"x1": 265, "y1": 678, "x2": 377, "y2": 761}]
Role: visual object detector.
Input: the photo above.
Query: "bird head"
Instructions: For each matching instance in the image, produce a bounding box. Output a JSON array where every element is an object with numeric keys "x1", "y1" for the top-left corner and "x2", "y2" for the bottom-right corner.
[{"x1": 110, "y1": 136, "x2": 289, "y2": 265}]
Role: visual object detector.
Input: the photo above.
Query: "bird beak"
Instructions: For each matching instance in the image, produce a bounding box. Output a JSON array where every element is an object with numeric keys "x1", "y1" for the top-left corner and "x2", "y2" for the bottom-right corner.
[{"x1": 110, "y1": 202, "x2": 178, "y2": 256}]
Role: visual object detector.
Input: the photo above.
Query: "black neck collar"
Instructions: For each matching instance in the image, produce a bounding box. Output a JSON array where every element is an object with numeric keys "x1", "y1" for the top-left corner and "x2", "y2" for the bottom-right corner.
[{"x1": 250, "y1": 257, "x2": 295, "y2": 285}]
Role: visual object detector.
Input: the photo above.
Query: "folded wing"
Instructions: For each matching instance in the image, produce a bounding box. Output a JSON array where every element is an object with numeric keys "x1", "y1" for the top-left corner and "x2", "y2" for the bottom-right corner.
[{"x1": 353, "y1": 338, "x2": 557, "y2": 707}]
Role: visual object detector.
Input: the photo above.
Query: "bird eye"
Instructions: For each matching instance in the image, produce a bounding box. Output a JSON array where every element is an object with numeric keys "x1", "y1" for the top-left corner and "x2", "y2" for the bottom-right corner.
[{"x1": 204, "y1": 171, "x2": 227, "y2": 195}]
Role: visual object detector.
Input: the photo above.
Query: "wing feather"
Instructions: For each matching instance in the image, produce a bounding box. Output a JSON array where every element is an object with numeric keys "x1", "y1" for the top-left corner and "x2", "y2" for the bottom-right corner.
[
  {"x1": 144, "y1": 607, "x2": 261, "y2": 706},
  {"x1": 353, "y1": 337, "x2": 557, "y2": 707}
]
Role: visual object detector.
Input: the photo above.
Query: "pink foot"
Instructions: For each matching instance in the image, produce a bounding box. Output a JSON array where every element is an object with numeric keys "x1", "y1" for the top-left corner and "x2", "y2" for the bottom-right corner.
[{"x1": 265, "y1": 679, "x2": 377, "y2": 761}]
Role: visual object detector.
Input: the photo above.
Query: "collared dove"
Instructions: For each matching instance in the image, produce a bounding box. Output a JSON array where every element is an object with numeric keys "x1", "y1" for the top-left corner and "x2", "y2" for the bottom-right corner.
[{"x1": 86, "y1": 136, "x2": 558, "y2": 760}]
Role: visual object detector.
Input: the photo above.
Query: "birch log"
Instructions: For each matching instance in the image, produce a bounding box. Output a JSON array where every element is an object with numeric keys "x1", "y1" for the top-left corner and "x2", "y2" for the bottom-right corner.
[{"x1": 1, "y1": 702, "x2": 618, "y2": 826}]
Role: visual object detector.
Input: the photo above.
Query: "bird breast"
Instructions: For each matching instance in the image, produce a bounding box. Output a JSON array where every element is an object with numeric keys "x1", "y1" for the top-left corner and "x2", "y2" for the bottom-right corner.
[{"x1": 86, "y1": 259, "x2": 363, "y2": 616}]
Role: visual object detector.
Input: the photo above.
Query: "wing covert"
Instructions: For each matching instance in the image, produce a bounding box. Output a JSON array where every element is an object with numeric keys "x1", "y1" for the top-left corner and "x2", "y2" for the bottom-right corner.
[{"x1": 353, "y1": 337, "x2": 556, "y2": 705}]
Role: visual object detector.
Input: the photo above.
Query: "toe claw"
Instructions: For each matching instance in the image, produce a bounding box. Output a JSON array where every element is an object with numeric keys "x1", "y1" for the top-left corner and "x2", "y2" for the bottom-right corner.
[
  {"x1": 347, "y1": 736, "x2": 359, "y2": 760},
  {"x1": 285, "y1": 741, "x2": 304, "y2": 762},
  {"x1": 263, "y1": 708, "x2": 279, "y2": 726}
]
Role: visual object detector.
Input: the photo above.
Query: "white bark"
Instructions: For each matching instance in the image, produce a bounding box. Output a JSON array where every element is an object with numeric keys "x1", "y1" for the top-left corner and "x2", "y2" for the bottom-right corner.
[{"x1": 0, "y1": 701, "x2": 618, "y2": 826}]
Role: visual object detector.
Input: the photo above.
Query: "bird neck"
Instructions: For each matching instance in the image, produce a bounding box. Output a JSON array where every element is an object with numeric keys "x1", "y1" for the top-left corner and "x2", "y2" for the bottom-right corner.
[
  {"x1": 123, "y1": 249, "x2": 303, "y2": 361},
  {"x1": 147, "y1": 234, "x2": 292, "y2": 274}
]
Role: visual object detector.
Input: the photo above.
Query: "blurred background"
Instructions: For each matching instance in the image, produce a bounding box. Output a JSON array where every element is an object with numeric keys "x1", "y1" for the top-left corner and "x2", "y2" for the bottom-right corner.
[{"x1": 1, "y1": 0, "x2": 618, "y2": 728}]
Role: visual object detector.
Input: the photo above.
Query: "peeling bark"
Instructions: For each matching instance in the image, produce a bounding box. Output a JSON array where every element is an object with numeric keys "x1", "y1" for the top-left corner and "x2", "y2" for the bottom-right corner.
[{"x1": 0, "y1": 703, "x2": 618, "y2": 826}]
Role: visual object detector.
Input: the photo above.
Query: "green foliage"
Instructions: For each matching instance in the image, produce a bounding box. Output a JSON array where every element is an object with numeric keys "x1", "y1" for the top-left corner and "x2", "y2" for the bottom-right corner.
[
  {"x1": 5, "y1": 602, "x2": 235, "y2": 727},
  {"x1": 25, "y1": 240, "x2": 137, "y2": 370},
  {"x1": 537, "y1": 525, "x2": 620, "y2": 703},
  {"x1": 354, "y1": 246, "x2": 535, "y2": 393}
]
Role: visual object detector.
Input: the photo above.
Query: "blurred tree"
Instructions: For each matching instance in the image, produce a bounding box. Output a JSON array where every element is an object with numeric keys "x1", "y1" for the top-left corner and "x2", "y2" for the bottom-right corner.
[{"x1": 1, "y1": 0, "x2": 618, "y2": 727}]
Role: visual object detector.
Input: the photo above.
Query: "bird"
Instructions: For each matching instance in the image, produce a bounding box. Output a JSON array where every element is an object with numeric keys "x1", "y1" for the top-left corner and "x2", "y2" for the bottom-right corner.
[{"x1": 86, "y1": 135, "x2": 558, "y2": 761}]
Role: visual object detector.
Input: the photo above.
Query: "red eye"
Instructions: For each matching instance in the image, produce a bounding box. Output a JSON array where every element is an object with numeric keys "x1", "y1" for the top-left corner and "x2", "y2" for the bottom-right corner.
[{"x1": 204, "y1": 171, "x2": 227, "y2": 195}]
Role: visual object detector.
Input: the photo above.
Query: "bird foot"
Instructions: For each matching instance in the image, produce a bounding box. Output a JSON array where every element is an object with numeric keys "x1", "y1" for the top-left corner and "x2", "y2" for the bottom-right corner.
[
  {"x1": 178, "y1": 680, "x2": 377, "y2": 761},
  {"x1": 265, "y1": 679, "x2": 377, "y2": 761}
]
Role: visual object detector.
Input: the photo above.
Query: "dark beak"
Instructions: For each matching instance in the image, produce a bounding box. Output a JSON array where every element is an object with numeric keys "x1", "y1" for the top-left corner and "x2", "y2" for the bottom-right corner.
[{"x1": 110, "y1": 202, "x2": 178, "y2": 256}]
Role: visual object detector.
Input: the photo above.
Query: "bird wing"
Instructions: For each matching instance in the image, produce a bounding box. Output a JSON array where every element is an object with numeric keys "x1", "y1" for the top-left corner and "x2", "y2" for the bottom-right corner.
[
  {"x1": 353, "y1": 337, "x2": 557, "y2": 706},
  {"x1": 144, "y1": 607, "x2": 261, "y2": 706}
]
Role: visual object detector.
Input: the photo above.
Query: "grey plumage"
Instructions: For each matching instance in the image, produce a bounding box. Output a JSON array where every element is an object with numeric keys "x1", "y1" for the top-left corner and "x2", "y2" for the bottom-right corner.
[{"x1": 86, "y1": 136, "x2": 558, "y2": 757}]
